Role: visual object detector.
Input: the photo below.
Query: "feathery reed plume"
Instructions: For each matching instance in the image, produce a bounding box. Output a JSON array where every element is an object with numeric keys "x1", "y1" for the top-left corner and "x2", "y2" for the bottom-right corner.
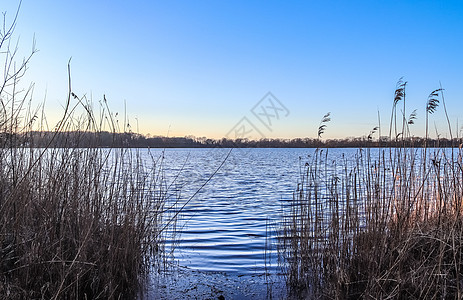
[
  {"x1": 426, "y1": 89, "x2": 441, "y2": 114},
  {"x1": 393, "y1": 77, "x2": 407, "y2": 106},
  {"x1": 281, "y1": 80, "x2": 463, "y2": 299},
  {"x1": 425, "y1": 88, "x2": 442, "y2": 146},
  {"x1": 317, "y1": 112, "x2": 331, "y2": 139},
  {"x1": 389, "y1": 77, "x2": 407, "y2": 139},
  {"x1": 408, "y1": 109, "x2": 417, "y2": 125},
  {"x1": 367, "y1": 126, "x2": 379, "y2": 140},
  {"x1": 403, "y1": 109, "x2": 418, "y2": 138}
]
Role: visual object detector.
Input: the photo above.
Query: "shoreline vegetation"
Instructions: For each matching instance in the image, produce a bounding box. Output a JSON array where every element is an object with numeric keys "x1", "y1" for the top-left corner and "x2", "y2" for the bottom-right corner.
[
  {"x1": 1, "y1": 10, "x2": 175, "y2": 298},
  {"x1": 3, "y1": 4, "x2": 463, "y2": 299},
  {"x1": 7, "y1": 131, "x2": 463, "y2": 148},
  {"x1": 1, "y1": 92, "x2": 169, "y2": 297},
  {"x1": 279, "y1": 80, "x2": 463, "y2": 298}
]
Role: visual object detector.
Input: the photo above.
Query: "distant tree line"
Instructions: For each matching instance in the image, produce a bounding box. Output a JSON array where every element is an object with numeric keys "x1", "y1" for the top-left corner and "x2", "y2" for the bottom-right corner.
[{"x1": 2, "y1": 131, "x2": 461, "y2": 148}]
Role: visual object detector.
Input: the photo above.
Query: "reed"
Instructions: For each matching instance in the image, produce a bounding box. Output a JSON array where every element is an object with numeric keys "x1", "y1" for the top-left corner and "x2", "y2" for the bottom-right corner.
[
  {"x1": 280, "y1": 81, "x2": 463, "y2": 299},
  {"x1": 0, "y1": 8, "x2": 170, "y2": 299}
]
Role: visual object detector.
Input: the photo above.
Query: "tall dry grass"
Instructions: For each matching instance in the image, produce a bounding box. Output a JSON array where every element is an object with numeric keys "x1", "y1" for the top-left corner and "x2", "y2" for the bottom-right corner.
[
  {"x1": 0, "y1": 8, "x2": 170, "y2": 299},
  {"x1": 280, "y1": 81, "x2": 463, "y2": 299}
]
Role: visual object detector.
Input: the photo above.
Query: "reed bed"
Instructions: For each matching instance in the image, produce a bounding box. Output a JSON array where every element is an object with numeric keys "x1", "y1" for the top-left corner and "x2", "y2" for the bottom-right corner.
[
  {"x1": 280, "y1": 82, "x2": 463, "y2": 299},
  {"x1": 0, "y1": 11, "x2": 171, "y2": 298},
  {"x1": 1, "y1": 144, "x2": 169, "y2": 299},
  {"x1": 0, "y1": 97, "x2": 172, "y2": 298}
]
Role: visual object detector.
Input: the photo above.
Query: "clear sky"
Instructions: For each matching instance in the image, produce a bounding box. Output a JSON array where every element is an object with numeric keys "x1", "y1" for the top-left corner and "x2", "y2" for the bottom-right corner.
[{"x1": 3, "y1": 0, "x2": 463, "y2": 139}]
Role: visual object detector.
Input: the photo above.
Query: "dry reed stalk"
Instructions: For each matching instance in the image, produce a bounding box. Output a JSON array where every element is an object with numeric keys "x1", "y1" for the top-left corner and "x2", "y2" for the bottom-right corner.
[
  {"x1": 280, "y1": 81, "x2": 463, "y2": 299},
  {"x1": 0, "y1": 6, "x2": 173, "y2": 299}
]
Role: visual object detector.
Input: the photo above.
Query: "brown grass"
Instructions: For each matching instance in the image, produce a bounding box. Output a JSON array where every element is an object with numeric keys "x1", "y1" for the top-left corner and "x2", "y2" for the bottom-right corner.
[
  {"x1": 0, "y1": 8, "x2": 170, "y2": 298},
  {"x1": 280, "y1": 81, "x2": 463, "y2": 299}
]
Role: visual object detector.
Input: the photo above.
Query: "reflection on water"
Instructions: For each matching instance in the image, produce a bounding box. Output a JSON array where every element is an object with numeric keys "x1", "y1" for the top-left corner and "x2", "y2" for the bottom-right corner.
[
  {"x1": 141, "y1": 147, "x2": 461, "y2": 299},
  {"x1": 146, "y1": 148, "x2": 327, "y2": 275},
  {"x1": 147, "y1": 147, "x2": 454, "y2": 275}
]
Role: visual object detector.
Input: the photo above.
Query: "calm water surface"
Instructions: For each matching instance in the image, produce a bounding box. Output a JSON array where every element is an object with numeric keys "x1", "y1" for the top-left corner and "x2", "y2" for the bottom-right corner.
[
  {"x1": 141, "y1": 147, "x2": 459, "y2": 298},
  {"x1": 144, "y1": 147, "x2": 361, "y2": 275},
  {"x1": 146, "y1": 147, "x2": 456, "y2": 275}
]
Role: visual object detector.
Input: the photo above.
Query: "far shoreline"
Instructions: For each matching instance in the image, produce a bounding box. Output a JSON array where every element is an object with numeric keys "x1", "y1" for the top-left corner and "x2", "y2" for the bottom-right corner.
[{"x1": 8, "y1": 130, "x2": 462, "y2": 149}]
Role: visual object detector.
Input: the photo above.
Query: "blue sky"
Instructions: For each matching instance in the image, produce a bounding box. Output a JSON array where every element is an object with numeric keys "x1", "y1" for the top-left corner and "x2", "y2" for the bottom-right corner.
[{"x1": 3, "y1": 0, "x2": 463, "y2": 139}]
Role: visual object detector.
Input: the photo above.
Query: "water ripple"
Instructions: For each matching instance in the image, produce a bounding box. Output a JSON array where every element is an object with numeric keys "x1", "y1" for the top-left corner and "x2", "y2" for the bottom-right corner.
[{"x1": 146, "y1": 148, "x2": 355, "y2": 275}]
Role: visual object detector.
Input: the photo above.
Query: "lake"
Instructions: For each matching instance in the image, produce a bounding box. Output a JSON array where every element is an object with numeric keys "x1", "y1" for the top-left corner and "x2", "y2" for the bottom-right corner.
[
  {"x1": 142, "y1": 147, "x2": 456, "y2": 298},
  {"x1": 146, "y1": 147, "x2": 361, "y2": 274}
]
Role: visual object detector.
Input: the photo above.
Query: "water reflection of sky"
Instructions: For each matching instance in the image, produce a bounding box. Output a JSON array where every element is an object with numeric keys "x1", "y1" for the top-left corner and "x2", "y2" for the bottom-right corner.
[
  {"x1": 145, "y1": 148, "x2": 342, "y2": 274},
  {"x1": 145, "y1": 147, "x2": 461, "y2": 275}
]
